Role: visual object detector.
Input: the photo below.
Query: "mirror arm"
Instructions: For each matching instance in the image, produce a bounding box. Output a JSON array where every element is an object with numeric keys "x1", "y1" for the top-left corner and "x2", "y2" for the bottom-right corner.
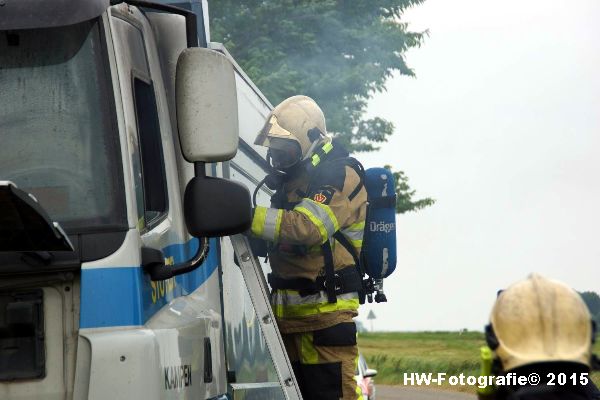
[
  {"x1": 144, "y1": 237, "x2": 210, "y2": 281},
  {"x1": 194, "y1": 162, "x2": 206, "y2": 178}
]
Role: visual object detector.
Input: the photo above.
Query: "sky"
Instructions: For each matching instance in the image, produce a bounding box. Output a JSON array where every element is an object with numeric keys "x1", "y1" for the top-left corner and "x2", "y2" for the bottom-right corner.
[{"x1": 354, "y1": 0, "x2": 600, "y2": 331}]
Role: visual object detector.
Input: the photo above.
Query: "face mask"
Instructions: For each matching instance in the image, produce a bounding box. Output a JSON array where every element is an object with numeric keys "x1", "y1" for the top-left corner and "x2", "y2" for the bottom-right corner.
[
  {"x1": 267, "y1": 139, "x2": 302, "y2": 170},
  {"x1": 269, "y1": 148, "x2": 298, "y2": 169}
]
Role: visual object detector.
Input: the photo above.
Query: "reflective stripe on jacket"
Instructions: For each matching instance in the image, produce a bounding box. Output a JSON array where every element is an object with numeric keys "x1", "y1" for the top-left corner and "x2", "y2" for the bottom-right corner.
[{"x1": 252, "y1": 198, "x2": 340, "y2": 244}]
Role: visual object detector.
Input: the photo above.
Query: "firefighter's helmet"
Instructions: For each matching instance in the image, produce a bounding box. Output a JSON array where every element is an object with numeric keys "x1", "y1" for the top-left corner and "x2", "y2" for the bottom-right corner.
[
  {"x1": 255, "y1": 95, "x2": 329, "y2": 170},
  {"x1": 486, "y1": 273, "x2": 593, "y2": 372}
]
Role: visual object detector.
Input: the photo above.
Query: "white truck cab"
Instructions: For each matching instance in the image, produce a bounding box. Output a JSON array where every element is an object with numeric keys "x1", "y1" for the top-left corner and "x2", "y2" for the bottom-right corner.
[{"x1": 0, "y1": 1, "x2": 300, "y2": 399}]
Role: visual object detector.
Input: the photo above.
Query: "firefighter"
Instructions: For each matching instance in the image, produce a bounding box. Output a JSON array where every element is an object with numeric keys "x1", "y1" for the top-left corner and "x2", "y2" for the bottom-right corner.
[
  {"x1": 251, "y1": 95, "x2": 367, "y2": 399},
  {"x1": 478, "y1": 274, "x2": 600, "y2": 400}
]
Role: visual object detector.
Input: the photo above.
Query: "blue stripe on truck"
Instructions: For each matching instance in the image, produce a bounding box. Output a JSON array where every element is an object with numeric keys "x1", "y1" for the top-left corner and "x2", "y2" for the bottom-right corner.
[{"x1": 80, "y1": 238, "x2": 219, "y2": 328}]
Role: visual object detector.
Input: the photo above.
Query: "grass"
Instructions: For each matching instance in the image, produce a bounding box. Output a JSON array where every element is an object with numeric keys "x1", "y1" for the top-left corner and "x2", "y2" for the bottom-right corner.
[{"x1": 358, "y1": 331, "x2": 600, "y2": 393}]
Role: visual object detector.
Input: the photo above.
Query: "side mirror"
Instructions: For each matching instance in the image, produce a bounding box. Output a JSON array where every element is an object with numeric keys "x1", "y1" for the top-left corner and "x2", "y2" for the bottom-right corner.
[
  {"x1": 364, "y1": 369, "x2": 378, "y2": 378},
  {"x1": 143, "y1": 176, "x2": 249, "y2": 281},
  {"x1": 184, "y1": 176, "x2": 251, "y2": 237},
  {"x1": 176, "y1": 48, "x2": 239, "y2": 163}
]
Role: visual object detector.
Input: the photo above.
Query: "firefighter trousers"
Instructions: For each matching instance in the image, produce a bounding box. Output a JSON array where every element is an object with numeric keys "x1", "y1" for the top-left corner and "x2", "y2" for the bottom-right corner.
[{"x1": 282, "y1": 322, "x2": 362, "y2": 400}]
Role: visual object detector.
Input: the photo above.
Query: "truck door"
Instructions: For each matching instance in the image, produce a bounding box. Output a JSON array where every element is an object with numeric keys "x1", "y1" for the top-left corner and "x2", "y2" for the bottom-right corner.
[{"x1": 104, "y1": 7, "x2": 225, "y2": 399}]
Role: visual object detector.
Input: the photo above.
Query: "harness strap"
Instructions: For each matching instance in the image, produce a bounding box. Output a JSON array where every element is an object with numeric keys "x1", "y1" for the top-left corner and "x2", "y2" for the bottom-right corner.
[
  {"x1": 321, "y1": 241, "x2": 337, "y2": 303},
  {"x1": 369, "y1": 195, "x2": 397, "y2": 209},
  {"x1": 333, "y1": 232, "x2": 362, "y2": 274},
  {"x1": 317, "y1": 266, "x2": 363, "y2": 295},
  {"x1": 267, "y1": 274, "x2": 317, "y2": 291},
  {"x1": 343, "y1": 157, "x2": 365, "y2": 201},
  {"x1": 332, "y1": 232, "x2": 368, "y2": 304},
  {"x1": 267, "y1": 266, "x2": 362, "y2": 298}
]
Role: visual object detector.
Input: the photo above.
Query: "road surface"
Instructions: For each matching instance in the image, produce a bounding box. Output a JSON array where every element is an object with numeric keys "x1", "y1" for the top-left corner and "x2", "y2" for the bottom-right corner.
[{"x1": 376, "y1": 385, "x2": 476, "y2": 400}]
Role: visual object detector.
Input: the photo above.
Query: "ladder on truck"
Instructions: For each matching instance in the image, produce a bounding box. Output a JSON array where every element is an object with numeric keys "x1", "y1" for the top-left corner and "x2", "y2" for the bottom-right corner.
[{"x1": 229, "y1": 234, "x2": 303, "y2": 400}]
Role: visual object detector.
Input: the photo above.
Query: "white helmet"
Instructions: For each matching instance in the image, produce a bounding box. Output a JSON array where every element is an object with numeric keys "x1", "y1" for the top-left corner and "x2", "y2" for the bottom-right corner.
[
  {"x1": 255, "y1": 95, "x2": 330, "y2": 170},
  {"x1": 486, "y1": 274, "x2": 594, "y2": 371}
]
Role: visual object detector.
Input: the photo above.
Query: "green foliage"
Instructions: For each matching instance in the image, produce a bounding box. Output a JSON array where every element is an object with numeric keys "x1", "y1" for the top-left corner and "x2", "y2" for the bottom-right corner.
[
  {"x1": 385, "y1": 165, "x2": 435, "y2": 213},
  {"x1": 210, "y1": 0, "x2": 434, "y2": 213},
  {"x1": 358, "y1": 331, "x2": 600, "y2": 391},
  {"x1": 580, "y1": 291, "x2": 600, "y2": 324},
  {"x1": 358, "y1": 331, "x2": 485, "y2": 390},
  {"x1": 210, "y1": 0, "x2": 425, "y2": 151}
]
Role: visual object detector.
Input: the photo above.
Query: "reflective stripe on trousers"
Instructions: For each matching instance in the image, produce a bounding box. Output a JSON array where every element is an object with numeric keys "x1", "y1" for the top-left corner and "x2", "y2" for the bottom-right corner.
[{"x1": 272, "y1": 290, "x2": 359, "y2": 319}]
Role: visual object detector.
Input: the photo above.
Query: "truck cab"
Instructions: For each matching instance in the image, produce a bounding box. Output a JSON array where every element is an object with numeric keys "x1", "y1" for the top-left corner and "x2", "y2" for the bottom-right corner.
[{"x1": 0, "y1": 1, "x2": 299, "y2": 399}]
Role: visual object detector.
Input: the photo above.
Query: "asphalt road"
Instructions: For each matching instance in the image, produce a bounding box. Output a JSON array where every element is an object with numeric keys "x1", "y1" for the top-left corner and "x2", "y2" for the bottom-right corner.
[{"x1": 376, "y1": 385, "x2": 476, "y2": 400}]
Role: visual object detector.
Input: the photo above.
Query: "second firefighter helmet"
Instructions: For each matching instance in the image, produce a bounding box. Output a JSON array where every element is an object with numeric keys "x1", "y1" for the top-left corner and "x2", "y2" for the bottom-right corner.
[
  {"x1": 255, "y1": 95, "x2": 329, "y2": 170},
  {"x1": 486, "y1": 273, "x2": 594, "y2": 372}
]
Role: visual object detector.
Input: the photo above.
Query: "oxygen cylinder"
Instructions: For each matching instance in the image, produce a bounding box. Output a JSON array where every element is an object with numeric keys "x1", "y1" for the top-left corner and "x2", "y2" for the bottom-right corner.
[{"x1": 362, "y1": 168, "x2": 397, "y2": 279}]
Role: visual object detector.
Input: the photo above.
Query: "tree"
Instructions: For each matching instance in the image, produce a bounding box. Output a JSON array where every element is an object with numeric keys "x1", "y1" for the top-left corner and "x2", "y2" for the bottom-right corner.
[
  {"x1": 210, "y1": 0, "x2": 435, "y2": 213},
  {"x1": 385, "y1": 166, "x2": 436, "y2": 213},
  {"x1": 580, "y1": 291, "x2": 600, "y2": 324}
]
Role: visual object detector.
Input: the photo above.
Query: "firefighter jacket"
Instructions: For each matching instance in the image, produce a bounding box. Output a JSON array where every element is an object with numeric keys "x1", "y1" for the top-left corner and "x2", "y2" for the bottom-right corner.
[{"x1": 250, "y1": 143, "x2": 367, "y2": 334}]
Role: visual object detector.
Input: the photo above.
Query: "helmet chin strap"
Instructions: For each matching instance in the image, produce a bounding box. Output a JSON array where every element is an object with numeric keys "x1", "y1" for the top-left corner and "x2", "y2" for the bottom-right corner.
[{"x1": 302, "y1": 127, "x2": 326, "y2": 162}]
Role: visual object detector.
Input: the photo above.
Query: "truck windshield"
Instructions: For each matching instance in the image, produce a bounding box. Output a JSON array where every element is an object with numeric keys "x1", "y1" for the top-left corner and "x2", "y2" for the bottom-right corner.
[{"x1": 0, "y1": 20, "x2": 125, "y2": 233}]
